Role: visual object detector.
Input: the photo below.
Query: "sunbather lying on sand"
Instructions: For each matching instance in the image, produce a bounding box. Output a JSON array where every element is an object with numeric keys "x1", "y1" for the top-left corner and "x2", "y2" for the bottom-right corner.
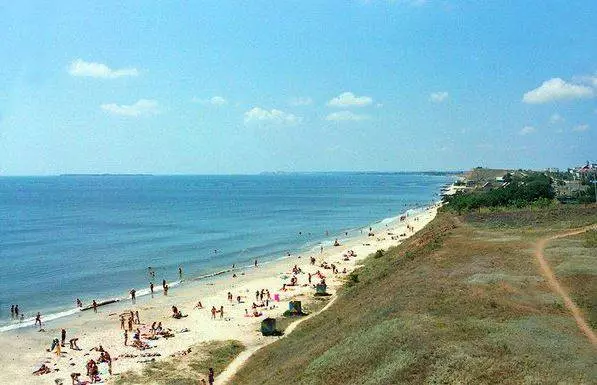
[
  {"x1": 132, "y1": 339, "x2": 151, "y2": 350},
  {"x1": 32, "y1": 364, "x2": 51, "y2": 375},
  {"x1": 71, "y1": 372, "x2": 92, "y2": 385}
]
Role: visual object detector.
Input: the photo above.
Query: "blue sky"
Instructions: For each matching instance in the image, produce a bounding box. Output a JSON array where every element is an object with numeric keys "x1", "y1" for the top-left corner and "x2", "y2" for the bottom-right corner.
[{"x1": 1, "y1": 1, "x2": 596, "y2": 175}]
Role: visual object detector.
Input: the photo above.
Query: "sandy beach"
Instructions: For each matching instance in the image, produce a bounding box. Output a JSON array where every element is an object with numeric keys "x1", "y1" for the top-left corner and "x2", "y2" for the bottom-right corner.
[{"x1": 0, "y1": 205, "x2": 439, "y2": 385}]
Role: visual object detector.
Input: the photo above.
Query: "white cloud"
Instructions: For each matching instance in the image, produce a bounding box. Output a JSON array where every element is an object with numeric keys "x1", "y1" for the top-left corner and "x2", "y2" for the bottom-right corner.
[
  {"x1": 192, "y1": 96, "x2": 228, "y2": 106},
  {"x1": 572, "y1": 124, "x2": 589, "y2": 132},
  {"x1": 244, "y1": 107, "x2": 301, "y2": 125},
  {"x1": 290, "y1": 97, "x2": 313, "y2": 106},
  {"x1": 101, "y1": 99, "x2": 159, "y2": 117},
  {"x1": 209, "y1": 96, "x2": 227, "y2": 106},
  {"x1": 327, "y1": 92, "x2": 373, "y2": 108},
  {"x1": 429, "y1": 91, "x2": 449, "y2": 103},
  {"x1": 325, "y1": 111, "x2": 369, "y2": 122},
  {"x1": 522, "y1": 78, "x2": 594, "y2": 104},
  {"x1": 549, "y1": 113, "x2": 564, "y2": 124},
  {"x1": 69, "y1": 59, "x2": 139, "y2": 79},
  {"x1": 578, "y1": 74, "x2": 597, "y2": 88},
  {"x1": 519, "y1": 126, "x2": 536, "y2": 135}
]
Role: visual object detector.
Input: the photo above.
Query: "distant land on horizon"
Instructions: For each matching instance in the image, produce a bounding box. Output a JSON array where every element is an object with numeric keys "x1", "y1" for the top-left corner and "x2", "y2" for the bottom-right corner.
[{"x1": 0, "y1": 170, "x2": 465, "y2": 177}]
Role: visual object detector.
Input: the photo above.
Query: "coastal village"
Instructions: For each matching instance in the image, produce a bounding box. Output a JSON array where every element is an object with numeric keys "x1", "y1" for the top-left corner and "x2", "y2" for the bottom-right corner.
[{"x1": 446, "y1": 162, "x2": 597, "y2": 203}]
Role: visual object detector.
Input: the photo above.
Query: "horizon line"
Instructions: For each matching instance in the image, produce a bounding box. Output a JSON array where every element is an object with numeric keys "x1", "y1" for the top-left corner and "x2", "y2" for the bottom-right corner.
[{"x1": 0, "y1": 170, "x2": 466, "y2": 177}]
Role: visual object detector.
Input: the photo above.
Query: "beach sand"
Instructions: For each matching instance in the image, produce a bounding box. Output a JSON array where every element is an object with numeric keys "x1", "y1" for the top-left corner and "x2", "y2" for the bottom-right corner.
[{"x1": 0, "y1": 206, "x2": 438, "y2": 385}]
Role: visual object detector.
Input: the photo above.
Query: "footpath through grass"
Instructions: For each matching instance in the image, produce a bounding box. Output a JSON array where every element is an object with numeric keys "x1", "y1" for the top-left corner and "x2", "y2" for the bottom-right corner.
[{"x1": 231, "y1": 205, "x2": 597, "y2": 385}]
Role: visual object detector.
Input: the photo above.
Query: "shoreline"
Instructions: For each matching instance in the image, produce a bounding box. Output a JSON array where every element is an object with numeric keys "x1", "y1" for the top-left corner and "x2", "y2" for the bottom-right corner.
[
  {"x1": 0, "y1": 203, "x2": 441, "y2": 385},
  {"x1": 0, "y1": 205, "x2": 431, "y2": 334}
]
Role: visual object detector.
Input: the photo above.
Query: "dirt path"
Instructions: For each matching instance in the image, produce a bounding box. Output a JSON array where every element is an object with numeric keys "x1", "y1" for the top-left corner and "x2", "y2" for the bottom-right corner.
[
  {"x1": 215, "y1": 295, "x2": 339, "y2": 384},
  {"x1": 534, "y1": 226, "x2": 597, "y2": 347}
]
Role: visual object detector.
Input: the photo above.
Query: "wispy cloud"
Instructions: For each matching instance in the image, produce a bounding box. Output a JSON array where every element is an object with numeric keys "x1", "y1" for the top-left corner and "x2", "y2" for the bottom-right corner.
[
  {"x1": 549, "y1": 113, "x2": 564, "y2": 124},
  {"x1": 325, "y1": 111, "x2": 369, "y2": 122},
  {"x1": 327, "y1": 92, "x2": 373, "y2": 108},
  {"x1": 244, "y1": 107, "x2": 302, "y2": 125},
  {"x1": 572, "y1": 124, "x2": 589, "y2": 132},
  {"x1": 519, "y1": 126, "x2": 536, "y2": 135},
  {"x1": 578, "y1": 73, "x2": 597, "y2": 88},
  {"x1": 290, "y1": 97, "x2": 313, "y2": 106},
  {"x1": 69, "y1": 59, "x2": 139, "y2": 79},
  {"x1": 522, "y1": 78, "x2": 594, "y2": 104},
  {"x1": 429, "y1": 91, "x2": 449, "y2": 103},
  {"x1": 101, "y1": 99, "x2": 159, "y2": 117},
  {"x1": 192, "y1": 96, "x2": 228, "y2": 106}
]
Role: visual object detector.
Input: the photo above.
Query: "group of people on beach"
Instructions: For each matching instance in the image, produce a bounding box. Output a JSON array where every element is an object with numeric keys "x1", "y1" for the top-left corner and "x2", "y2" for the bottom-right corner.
[
  {"x1": 120, "y1": 310, "x2": 141, "y2": 331},
  {"x1": 23, "y1": 220, "x2": 413, "y2": 384},
  {"x1": 9, "y1": 304, "x2": 25, "y2": 322}
]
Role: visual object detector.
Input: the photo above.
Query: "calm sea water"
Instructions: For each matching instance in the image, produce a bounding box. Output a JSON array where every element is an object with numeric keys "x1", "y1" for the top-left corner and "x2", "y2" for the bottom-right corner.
[{"x1": 0, "y1": 173, "x2": 452, "y2": 328}]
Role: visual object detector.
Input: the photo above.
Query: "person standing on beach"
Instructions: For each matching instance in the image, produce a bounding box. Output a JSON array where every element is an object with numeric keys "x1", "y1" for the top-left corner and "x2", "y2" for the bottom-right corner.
[
  {"x1": 92, "y1": 300, "x2": 98, "y2": 313},
  {"x1": 208, "y1": 367, "x2": 214, "y2": 385},
  {"x1": 130, "y1": 288, "x2": 136, "y2": 304},
  {"x1": 162, "y1": 279, "x2": 167, "y2": 289},
  {"x1": 120, "y1": 316, "x2": 125, "y2": 329},
  {"x1": 14, "y1": 305, "x2": 19, "y2": 317},
  {"x1": 220, "y1": 306, "x2": 224, "y2": 319},
  {"x1": 178, "y1": 266, "x2": 183, "y2": 281},
  {"x1": 10, "y1": 305, "x2": 14, "y2": 318},
  {"x1": 254, "y1": 259, "x2": 258, "y2": 267},
  {"x1": 34, "y1": 312, "x2": 42, "y2": 328},
  {"x1": 123, "y1": 330, "x2": 128, "y2": 346},
  {"x1": 150, "y1": 282, "x2": 154, "y2": 296},
  {"x1": 61, "y1": 329, "x2": 67, "y2": 347},
  {"x1": 211, "y1": 306, "x2": 216, "y2": 320},
  {"x1": 135, "y1": 311, "x2": 140, "y2": 324},
  {"x1": 164, "y1": 284, "x2": 169, "y2": 295}
]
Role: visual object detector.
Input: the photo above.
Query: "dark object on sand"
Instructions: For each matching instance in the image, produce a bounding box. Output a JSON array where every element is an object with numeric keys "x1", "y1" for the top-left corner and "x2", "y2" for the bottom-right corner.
[
  {"x1": 260, "y1": 318, "x2": 282, "y2": 336},
  {"x1": 283, "y1": 300, "x2": 308, "y2": 317},
  {"x1": 81, "y1": 299, "x2": 119, "y2": 311},
  {"x1": 314, "y1": 283, "x2": 329, "y2": 296},
  {"x1": 289, "y1": 301, "x2": 302, "y2": 314}
]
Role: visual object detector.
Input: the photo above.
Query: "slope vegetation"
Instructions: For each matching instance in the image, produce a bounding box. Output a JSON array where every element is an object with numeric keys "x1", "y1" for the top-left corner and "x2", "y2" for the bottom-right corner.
[{"x1": 231, "y1": 205, "x2": 597, "y2": 384}]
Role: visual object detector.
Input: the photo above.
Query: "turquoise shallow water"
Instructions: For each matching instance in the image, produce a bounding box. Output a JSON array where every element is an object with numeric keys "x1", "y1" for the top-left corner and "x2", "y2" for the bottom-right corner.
[{"x1": 0, "y1": 172, "x2": 453, "y2": 329}]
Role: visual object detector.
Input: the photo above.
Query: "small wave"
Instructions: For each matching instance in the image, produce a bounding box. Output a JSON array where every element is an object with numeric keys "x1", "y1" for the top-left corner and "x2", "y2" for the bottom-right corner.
[
  {"x1": 189, "y1": 269, "x2": 232, "y2": 282},
  {"x1": 0, "y1": 308, "x2": 81, "y2": 332}
]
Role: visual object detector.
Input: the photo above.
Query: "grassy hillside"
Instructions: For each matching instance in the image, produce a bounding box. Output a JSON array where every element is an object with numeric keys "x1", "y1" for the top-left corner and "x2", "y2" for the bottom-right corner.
[
  {"x1": 113, "y1": 340, "x2": 243, "y2": 385},
  {"x1": 231, "y1": 205, "x2": 597, "y2": 384}
]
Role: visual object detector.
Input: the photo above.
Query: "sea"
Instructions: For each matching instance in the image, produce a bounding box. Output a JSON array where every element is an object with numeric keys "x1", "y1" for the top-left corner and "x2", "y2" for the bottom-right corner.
[{"x1": 0, "y1": 172, "x2": 454, "y2": 331}]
